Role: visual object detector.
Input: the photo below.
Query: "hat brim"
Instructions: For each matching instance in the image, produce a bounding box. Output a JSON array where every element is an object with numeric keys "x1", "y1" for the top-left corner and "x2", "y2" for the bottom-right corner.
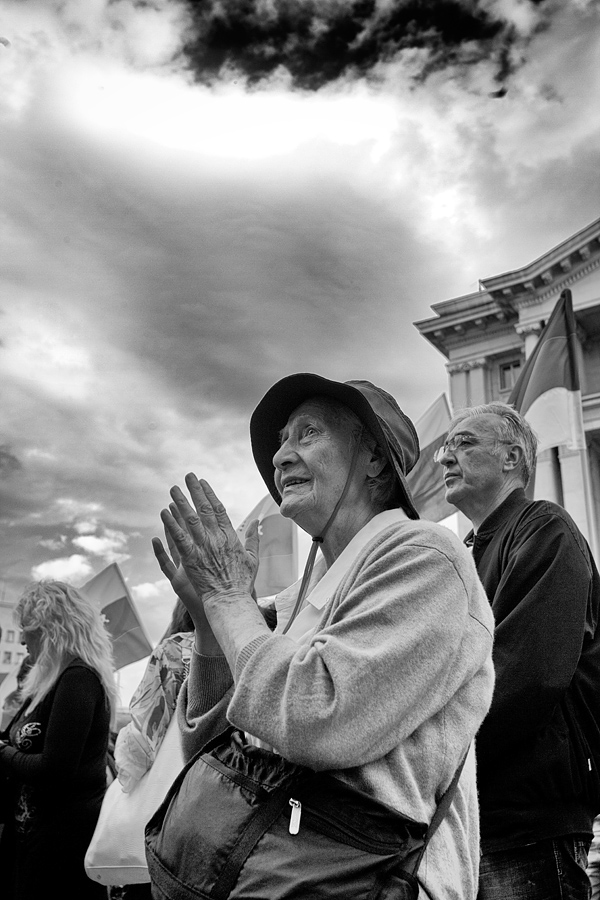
[{"x1": 250, "y1": 373, "x2": 419, "y2": 519}]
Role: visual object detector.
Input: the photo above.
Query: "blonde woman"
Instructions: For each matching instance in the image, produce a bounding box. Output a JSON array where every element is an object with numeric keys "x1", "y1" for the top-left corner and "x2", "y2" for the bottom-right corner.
[{"x1": 0, "y1": 580, "x2": 117, "y2": 900}]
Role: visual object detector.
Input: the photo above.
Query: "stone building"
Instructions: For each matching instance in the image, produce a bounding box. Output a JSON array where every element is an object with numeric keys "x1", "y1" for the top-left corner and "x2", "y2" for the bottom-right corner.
[
  {"x1": 415, "y1": 215, "x2": 600, "y2": 557},
  {"x1": 0, "y1": 597, "x2": 26, "y2": 686}
]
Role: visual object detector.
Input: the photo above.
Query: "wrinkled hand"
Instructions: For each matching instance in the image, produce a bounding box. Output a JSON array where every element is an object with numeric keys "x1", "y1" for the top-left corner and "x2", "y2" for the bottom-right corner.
[
  {"x1": 159, "y1": 474, "x2": 260, "y2": 606},
  {"x1": 152, "y1": 503, "x2": 200, "y2": 610}
]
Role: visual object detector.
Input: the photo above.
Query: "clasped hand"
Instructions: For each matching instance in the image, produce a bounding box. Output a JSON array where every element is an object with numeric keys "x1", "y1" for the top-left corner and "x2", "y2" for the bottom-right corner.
[{"x1": 155, "y1": 474, "x2": 259, "y2": 611}]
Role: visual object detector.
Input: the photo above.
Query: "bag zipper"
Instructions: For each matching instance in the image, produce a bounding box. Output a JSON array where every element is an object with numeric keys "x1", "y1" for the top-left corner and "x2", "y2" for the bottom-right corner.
[{"x1": 289, "y1": 798, "x2": 302, "y2": 834}]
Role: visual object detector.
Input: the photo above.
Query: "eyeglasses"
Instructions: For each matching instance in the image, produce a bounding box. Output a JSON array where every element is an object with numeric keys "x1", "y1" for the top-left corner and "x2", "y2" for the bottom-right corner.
[{"x1": 433, "y1": 434, "x2": 512, "y2": 463}]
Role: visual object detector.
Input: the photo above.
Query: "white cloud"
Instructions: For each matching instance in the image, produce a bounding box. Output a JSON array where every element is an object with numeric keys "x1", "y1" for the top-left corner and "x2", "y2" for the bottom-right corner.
[
  {"x1": 72, "y1": 529, "x2": 130, "y2": 563},
  {"x1": 31, "y1": 553, "x2": 94, "y2": 584},
  {"x1": 38, "y1": 537, "x2": 67, "y2": 551},
  {"x1": 132, "y1": 581, "x2": 163, "y2": 600},
  {"x1": 54, "y1": 499, "x2": 104, "y2": 521}
]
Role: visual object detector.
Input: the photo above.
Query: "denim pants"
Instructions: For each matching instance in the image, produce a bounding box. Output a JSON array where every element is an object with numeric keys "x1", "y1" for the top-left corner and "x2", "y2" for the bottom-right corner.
[{"x1": 478, "y1": 836, "x2": 591, "y2": 900}]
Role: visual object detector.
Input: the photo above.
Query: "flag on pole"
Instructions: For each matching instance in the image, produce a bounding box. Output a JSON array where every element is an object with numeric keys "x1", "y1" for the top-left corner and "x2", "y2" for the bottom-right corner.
[
  {"x1": 508, "y1": 289, "x2": 585, "y2": 453},
  {"x1": 236, "y1": 495, "x2": 298, "y2": 598},
  {"x1": 81, "y1": 563, "x2": 153, "y2": 670},
  {"x1": 407, "y1": 393, "x2": 455, "y2": 522}
]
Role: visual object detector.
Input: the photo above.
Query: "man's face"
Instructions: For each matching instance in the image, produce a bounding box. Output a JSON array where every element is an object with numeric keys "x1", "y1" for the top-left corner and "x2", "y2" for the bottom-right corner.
[{"x1": 438, "y1": 413, "x2": 509, "y2": 515}]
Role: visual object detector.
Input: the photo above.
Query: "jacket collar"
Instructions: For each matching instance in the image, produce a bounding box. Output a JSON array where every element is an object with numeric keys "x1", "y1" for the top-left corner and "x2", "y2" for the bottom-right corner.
[{"x1": 464, "y1": 487, "x2": 527, "y2": 546}]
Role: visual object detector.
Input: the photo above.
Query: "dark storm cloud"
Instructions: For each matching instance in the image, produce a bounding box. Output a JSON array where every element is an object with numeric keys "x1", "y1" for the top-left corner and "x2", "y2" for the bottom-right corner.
[
  {"x1": 178, "y1": 0, "x2": 546, "y2": 91},
  {"x1": 1, "y1": 107, "x2": 448, "y2": 421}
]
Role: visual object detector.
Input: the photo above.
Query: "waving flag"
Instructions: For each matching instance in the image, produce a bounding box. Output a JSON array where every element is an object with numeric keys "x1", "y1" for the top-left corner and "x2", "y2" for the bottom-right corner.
[
  {"x1": 237, "y1": 495, "x2": 298, "y2": 598},
  {"x1": 407, "y1": 393, "x2": 454, "y2": 522},
  {"x1": 508, "y1": 289, "x2": 585, "y2": 452},
  {"x1": 82, "y1": 563, "x2": 153, "y2": 669}
]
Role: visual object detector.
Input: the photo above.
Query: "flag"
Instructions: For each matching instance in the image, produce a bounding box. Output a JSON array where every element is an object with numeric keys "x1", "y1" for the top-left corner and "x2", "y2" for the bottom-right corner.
[
  {"x1": 508, "y1": 289, "x2": 585, "y2": 453},
  {"x1": 407, "y1": 393, "x2": 455, "y2": 522},
  {"x1": 236, "y1": 495, "x2": 298, "y2": 598},
  {"x1": 82, "y1": 563, "x2": 153, "y2": 669}
]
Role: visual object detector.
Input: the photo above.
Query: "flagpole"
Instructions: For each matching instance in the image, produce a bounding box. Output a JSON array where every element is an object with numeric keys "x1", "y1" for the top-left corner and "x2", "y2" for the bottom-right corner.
[{"x1": 578, "y1": 443, "x2": 600, "y2": 563}]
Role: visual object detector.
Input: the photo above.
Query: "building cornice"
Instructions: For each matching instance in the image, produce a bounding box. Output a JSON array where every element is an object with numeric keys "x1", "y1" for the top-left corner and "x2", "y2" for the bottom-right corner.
[
  {"x1": 480, "y1": 217, "x2": 600, "y2": 308},
  {"x1": 514, "y1": 254, "x2": 600, "y2": 311},
  {"x1": 414, "y1": 215, "x2": 600, "y2": 359},
  {"x1": 446, "y1": 357, "x2": 488, "y2": 374}
]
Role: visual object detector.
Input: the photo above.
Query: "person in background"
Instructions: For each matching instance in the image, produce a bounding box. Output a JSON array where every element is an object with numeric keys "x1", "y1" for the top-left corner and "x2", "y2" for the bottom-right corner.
[
  {"x1": 152, "y1": 373, "x2": 495, "y2": 899},
  {"x1": 110, "y1": 587, "x2": 193, "y2": 900},
  {"x1": 0, "y1": 655, "x2": 33, "y2": 731},
  {"x1": 0, "y1": 580, "x2": 117, "y2": 900},
  {"x1": 437, "y1": 401, "x2": 600, "y2": 900},
  {"x1": 115, "y1": 597, "x2": 194, "y2": 793},
  {"x1": 588, "y1": 817, "x2": 600, "y2": 899}
]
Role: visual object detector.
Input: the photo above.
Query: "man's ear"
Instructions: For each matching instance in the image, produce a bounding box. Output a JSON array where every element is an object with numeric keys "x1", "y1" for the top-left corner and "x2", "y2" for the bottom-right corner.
[{"x1": 502, "y1": 444, "x2": 523, "y2": 473}]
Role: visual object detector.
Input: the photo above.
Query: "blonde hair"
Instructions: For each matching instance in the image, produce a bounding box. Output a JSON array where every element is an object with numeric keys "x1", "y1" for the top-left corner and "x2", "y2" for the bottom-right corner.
[{"x1": 16, "y1": 580, "x2": 118, "y2": 714}]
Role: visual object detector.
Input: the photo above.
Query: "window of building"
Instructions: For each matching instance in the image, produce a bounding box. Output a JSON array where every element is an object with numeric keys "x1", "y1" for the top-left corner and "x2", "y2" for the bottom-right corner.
[
  {"x1": 500, "y1": 360, "x2": 522, "y2": 392},
  {"x1": 3, "y1": 651, "x2": 12, "y2": 664},
  {"x1": 7, "y1": 630, "x2": 15, "y2": 643}
]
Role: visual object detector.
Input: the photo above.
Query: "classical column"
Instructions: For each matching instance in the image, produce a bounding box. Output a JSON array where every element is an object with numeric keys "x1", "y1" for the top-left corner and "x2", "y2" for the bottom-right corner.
[
  {"x1": 446, "y1": 358, "x2": 487, "y2": 409},
  {"x1": 558, "y1": 444, "x2": 594, "y2": 546},
  {"x1": 533, "y1": 449, "x2": 563, "y2": 505},
  {"x1": 515, "y1": 322, "x2": 542, "y2": 359}
]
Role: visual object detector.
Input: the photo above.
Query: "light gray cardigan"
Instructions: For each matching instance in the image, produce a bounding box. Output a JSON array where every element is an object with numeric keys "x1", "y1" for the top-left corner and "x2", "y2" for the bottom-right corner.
[{"x1": 178, "y1": 516, "x2": 495, "y2": 899}]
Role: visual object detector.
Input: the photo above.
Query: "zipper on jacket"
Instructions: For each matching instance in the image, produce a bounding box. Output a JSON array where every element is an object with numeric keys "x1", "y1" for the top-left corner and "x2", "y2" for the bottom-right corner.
[{"x1": 289, "y1": 798, "x2": 302, "y2": 834}]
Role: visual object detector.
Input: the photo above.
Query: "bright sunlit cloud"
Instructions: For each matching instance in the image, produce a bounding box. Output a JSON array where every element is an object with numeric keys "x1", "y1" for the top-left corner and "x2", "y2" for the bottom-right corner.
[{"x1": 59, "y1": 60, "x2": 399, "y2": 161}]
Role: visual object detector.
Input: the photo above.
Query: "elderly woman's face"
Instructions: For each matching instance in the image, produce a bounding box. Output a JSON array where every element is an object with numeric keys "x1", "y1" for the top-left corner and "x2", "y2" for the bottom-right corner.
[{"x1": 273, "y1": 399, "x2": 358, "y2": 534}]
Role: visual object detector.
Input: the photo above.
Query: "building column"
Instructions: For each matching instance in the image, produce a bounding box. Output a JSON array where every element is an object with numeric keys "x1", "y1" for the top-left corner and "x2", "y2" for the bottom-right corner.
[
  {"x1": 516, "y1": 322, "x2": 543, "y2": 359},
  {"x1": 446, "y1": 358, "x2": 487, "y2": 410},
  {"x1": 558, "y1": 445, "x2": 594, "y2": 547},
  {"x1": 534, "y1": 449, "x2": 563, "y2": 504}
]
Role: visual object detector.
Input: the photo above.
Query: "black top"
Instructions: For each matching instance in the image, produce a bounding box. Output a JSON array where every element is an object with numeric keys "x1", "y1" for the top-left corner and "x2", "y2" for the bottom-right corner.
[
  {"x1": 469, "y1": 488, "x2": 600, "y2": 849},
  {"x1": 0, "y1": 658, "x2": 110, "y2": 899}
]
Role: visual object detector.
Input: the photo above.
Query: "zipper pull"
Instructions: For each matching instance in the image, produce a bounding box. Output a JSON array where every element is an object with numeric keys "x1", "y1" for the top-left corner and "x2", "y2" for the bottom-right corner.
[{"x1": 289, "y1": 798, "x2": 302, "y2": 834}]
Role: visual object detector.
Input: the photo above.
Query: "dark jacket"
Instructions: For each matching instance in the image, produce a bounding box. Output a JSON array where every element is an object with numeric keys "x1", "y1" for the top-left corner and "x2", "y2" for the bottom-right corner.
[{"x1": 469, "y1": 488, "x2": 600, "y2": 850}]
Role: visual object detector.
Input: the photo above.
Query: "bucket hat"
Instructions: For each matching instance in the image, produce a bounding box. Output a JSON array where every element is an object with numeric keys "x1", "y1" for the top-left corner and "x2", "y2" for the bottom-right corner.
[{"x1": 250, "y1": 373, "x2": 420, "y2": 519}]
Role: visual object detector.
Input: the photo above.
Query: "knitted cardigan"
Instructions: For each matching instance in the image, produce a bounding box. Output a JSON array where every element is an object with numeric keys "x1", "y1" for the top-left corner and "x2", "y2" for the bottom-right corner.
[{"x1": 178, "y1": 516, "x2": 495, "y2": 900}]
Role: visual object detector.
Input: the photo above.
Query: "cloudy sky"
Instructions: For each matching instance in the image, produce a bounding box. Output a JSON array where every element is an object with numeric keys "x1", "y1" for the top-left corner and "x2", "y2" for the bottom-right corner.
[{"x1": 1, "y1": 0, "x2": 600, "y2": 685}]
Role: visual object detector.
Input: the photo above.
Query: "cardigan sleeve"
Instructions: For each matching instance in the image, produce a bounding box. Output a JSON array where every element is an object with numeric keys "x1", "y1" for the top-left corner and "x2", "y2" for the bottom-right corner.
[
  {"x1": 228, "y1": 523, "x2": 493, "y2": 770},
  {"x1": 176, "y1": 649, "x2": 235, "y2": 762}
]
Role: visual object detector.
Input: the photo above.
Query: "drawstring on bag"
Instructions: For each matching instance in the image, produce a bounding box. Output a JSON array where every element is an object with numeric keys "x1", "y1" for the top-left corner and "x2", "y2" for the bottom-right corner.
[{"x1": 282, "y1": 429, "x2": 363, "y2": 635}]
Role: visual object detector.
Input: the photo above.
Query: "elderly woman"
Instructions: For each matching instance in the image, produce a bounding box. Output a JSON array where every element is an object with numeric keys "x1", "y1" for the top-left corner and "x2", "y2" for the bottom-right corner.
[{"x1": 149, "y1": 374, "x2": 495, "y2": 899}]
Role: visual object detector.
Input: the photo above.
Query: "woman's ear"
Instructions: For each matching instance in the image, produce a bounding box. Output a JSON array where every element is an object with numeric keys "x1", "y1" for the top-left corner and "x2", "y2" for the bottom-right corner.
[{"x1": 365, "y1": 447, "x2": 387, "y2": 478}]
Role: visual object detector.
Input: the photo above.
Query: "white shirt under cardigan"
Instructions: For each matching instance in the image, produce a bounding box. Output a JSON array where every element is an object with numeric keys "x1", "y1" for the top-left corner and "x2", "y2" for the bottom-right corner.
[{"x1": 179, "y1": 510, "x2": 495, "y2": 900}]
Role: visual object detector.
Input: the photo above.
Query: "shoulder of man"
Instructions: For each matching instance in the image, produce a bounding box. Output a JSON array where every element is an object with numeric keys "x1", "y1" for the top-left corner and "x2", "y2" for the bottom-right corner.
[{"x1": 515, "y1": 496, "x2": 591, "y2": 548}]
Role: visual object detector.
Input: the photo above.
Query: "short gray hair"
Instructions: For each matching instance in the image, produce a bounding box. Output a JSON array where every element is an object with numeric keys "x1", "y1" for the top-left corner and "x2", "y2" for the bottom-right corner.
[{"x1": 449, "y1": 402, "x2": 538, "y2": 487}]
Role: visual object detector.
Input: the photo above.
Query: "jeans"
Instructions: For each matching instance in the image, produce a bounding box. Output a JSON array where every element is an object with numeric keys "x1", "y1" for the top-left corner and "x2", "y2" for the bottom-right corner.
[{"x1": 478, "y1": 836, "x2": 591, "y2": 900}]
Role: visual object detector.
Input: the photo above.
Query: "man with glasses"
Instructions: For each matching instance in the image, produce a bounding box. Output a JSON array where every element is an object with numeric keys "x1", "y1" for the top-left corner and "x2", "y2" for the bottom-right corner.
[{"x1": 437, "y1": 401, "x2": 600, "y2": 900}]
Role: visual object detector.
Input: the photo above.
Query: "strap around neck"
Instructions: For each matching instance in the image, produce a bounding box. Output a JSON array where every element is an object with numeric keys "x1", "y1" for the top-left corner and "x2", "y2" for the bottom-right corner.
[{"x1": 281, "y1": 431, "x2": 363, "y2": 635}]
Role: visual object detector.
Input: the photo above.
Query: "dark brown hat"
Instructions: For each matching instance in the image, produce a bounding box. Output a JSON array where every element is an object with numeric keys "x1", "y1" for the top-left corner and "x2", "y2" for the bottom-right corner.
[{"x1": 250, "y1": 373, "x2": 420, "y2": 519}]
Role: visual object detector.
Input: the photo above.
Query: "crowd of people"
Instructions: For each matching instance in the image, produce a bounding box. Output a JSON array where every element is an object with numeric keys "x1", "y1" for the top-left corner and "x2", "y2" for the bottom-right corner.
[{"x1": 0, "y1": 371, "x2": 598, "y2": 899}]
